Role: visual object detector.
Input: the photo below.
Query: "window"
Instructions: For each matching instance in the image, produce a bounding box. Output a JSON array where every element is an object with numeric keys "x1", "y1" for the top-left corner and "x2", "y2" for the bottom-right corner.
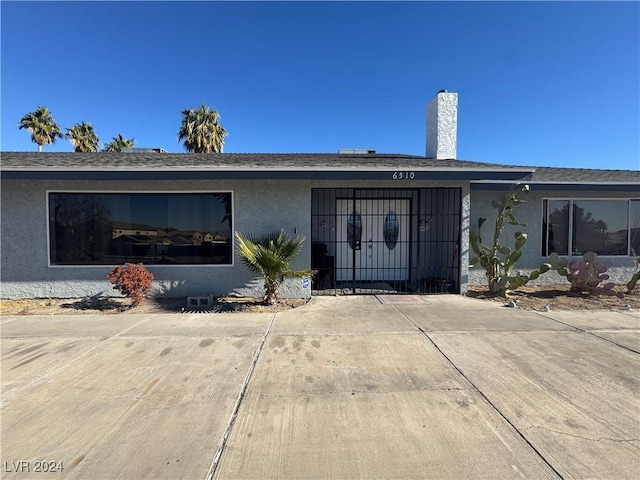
[
  {"x1": 542, "y1": 198, "x2": 639, "y2": 257},
  {"x1": 48, "y1": 192, "x2": 232, "y2": 265},
  {"x1": 544, "y1": 200, "x2": 570, "y2": 255},
  {"x1": 346, "y1": 210, "x2": 362, "y2": 250},
  {"x1": 383, "y1": 210, "x2": 399, "y2": 249}
]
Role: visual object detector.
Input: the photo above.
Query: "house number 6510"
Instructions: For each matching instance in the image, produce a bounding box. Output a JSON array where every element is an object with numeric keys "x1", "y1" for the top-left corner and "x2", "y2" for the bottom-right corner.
[{"x1": 392, "y1": 171, "x2": 415, "y2": 180}]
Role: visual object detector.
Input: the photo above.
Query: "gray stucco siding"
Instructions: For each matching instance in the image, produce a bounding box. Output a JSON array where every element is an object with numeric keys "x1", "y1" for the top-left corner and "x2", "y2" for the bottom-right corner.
[
  {"x1": 468, "y1": 188, "x2": 639, "y2": 286},
  {"x1": 0, "y1": 179, "x2": 312, "y2": 299},
  {"x1": 1, "y1": 177, "x2": 472, "y2": 299}
]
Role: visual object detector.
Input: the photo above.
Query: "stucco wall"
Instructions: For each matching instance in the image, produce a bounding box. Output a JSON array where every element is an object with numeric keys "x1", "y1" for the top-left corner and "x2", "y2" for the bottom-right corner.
[
  {"x1": 468, "y1": 188, "x2": 639, "y2": 286},
  {"x1": 0, "y1": 179, "x2": 312, "y2": 299},
  {"x1": 426, "y1": 92, "x2": 458, "y2": 159}
]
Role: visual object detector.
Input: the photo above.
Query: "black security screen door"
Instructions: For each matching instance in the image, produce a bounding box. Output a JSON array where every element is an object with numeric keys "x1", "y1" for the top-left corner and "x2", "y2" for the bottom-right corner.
[
  {"x1": 311, "y1": 188, "x2": 461, "y2": 295},
  {"x1": 48, "y1": 192, "x2": 233, "y2": 265}
]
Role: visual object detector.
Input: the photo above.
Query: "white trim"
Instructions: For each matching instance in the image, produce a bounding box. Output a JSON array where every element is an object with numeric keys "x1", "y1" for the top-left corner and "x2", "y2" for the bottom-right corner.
[
  {"x1": 541, "y1": 197, "x2": 640, "y2": 258},
  {"x1": 46, "y1": 190, "x2": 235, "y2": 268}
]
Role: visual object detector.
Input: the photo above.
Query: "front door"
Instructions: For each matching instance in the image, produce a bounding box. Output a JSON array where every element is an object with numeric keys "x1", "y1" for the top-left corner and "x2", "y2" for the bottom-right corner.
[{"x1": 336, "y1": 199, "x2": 409, "y2": 282}]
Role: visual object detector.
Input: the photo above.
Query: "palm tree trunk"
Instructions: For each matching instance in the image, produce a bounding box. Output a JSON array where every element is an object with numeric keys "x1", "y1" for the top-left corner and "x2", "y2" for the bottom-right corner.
[
  {"x1": 264, "y1": 282, "x2": 278, "y2": 305},
  {"x1": 38, "y1": 144, "x2": 42, "y2": 153}
]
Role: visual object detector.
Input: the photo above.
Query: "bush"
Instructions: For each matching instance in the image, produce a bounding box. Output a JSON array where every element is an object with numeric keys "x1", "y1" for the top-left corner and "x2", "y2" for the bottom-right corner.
[
  {"x1": 235, "y1": 230, "x2": 314, "y2": 305},
  {"x1": 107, "y1": 263, "x2": 154, "y2": 307}
]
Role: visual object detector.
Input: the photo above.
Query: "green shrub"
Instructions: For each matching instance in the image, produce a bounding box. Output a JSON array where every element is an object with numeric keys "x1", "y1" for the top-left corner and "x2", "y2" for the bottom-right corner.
[{"x1": 236, "y1": 230, "x2": 314, "y2": 305}]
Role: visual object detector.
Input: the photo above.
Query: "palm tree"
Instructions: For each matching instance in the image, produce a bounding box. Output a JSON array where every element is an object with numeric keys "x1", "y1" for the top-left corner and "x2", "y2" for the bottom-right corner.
[
  {"x1": 65, "y1": 121, "x2": 100, "y2": 152},
  {"x1": 178, "y1": 103, "x2": 227, "y2": 153},
  {"x1": 102, "y1": 134, "x2": 135, "y2": 152},
  {"x1": 18, "y1": 106, "x2": 63, "y2": 152},
  {"x1": 235, "y1": 230, "x2": 314, "y2": 305}
]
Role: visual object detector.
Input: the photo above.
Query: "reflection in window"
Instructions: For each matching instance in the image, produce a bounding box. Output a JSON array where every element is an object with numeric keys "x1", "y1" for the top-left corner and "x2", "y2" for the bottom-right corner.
[
  {"x1": 542, "y1": 198, "x2": 637, "y2": 256},
  {"x1": 544, "y1": 200, "x2": 569, "y2": 255},
  {"x1": 49, "y1": 192, "x2": 232, "y2": 265},
  {"x1": 631, "y1": 200, "x2": 640, "y2": 256},
  {"x1": 572, "y1": 200, "x2": 628, "y2": 255}
]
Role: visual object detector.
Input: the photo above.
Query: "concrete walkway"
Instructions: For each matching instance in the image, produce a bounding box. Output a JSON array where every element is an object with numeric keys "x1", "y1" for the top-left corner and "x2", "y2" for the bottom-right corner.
[{"x1": 1, "y1": 296, "x2": 638, "y2": 479}]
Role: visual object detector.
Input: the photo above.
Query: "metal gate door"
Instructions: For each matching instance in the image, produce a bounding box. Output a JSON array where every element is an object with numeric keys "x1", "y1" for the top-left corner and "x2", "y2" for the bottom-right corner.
[
  {"x1": 311, "y1": 188, "x2": 461, "y2": 295},
  {"x1": 336, "y1": 198, "x2": 409, "y2": 282}
]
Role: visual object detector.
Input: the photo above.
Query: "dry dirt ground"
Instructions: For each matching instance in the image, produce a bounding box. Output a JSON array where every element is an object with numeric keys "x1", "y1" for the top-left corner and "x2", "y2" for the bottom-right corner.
[
  {"x1": 466, "y1": 284, "x2": 639, "y2": 311},
  {"x1": 1, "y1": 284, "x2": 638, "y2": 315},
  {"x1": 0, "y1": 296, "x2": 308, "y2": 316}
]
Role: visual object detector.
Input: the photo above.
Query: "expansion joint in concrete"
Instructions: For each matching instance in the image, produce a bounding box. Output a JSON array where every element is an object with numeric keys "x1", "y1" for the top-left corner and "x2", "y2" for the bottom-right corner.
[
  {"x1": 535, "y1": 312, "x2": 640, "y2": 355},
  {"x1": 205, "y1": 312, "x2": 278, "y2": 480},
  {"x1": 392, "y1": 305, "x2": 566, "y2": 480}
]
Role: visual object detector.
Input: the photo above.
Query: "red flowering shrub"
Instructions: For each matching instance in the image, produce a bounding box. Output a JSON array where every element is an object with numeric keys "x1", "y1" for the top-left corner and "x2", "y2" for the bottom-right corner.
[{"x1": 107, "y1": 263, "x2": 154, "y2": 307}]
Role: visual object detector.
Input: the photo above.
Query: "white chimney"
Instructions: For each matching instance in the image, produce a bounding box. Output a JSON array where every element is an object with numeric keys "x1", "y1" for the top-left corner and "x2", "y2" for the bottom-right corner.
[{"x1": 426, "y1": 90, "x2": 458, "y2": 159}]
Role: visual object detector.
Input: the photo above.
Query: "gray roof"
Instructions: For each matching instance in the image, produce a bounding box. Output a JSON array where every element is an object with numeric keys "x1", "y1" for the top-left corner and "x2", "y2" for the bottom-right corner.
[
  {"x1": 522, "y1": 166, "x2": 640, "y2": 183},
  {"x1": 0, "y1": 151, "x2": 520, "y2": 170},
  {"x1": 0, "y1": 152, "x2": 532, "y2": 182},
  {"x1": 1, "y1": 152, "x2": 638, "y2": 188},
  {"x1": 470, "y1": 164, "x2": 640, "y2": 191}
]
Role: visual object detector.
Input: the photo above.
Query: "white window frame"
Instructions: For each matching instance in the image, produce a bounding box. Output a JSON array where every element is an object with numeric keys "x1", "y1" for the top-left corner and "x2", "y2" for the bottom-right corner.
[
  {"x1": 46, "y1": 190, "x2": 235, "y2": 268},
  {"x1": 542, "y1": 197, "x2": 639, "y2": 257}
]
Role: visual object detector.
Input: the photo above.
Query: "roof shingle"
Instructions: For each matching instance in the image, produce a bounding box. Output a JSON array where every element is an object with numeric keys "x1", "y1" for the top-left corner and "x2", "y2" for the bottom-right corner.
[{"x1": 1, "y1": 152, "x2": 638, "y2": 185}]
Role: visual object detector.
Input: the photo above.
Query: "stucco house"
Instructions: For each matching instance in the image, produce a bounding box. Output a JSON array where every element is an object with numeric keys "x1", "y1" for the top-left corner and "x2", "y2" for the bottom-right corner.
[{"x1": 1, "y1": 92, "x2": 639, "y2": 300}]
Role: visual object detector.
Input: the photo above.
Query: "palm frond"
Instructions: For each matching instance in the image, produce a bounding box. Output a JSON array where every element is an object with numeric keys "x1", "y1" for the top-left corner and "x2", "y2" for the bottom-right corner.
[
  {"x1": 177, "y1": 103, "x2": 227, "y2": 153},
  {"x1": 235, "y1": 230, "x2": 313, "y2": 304},
  {"x1": 65, "y1": 121, "x2": 100, "y2": 152},
  {"x1": 102, "y1": 133, "x2": 135, "y2": 152},
  {"x1": 18, "y1": 106, "x2": 63, "y2": 151}
]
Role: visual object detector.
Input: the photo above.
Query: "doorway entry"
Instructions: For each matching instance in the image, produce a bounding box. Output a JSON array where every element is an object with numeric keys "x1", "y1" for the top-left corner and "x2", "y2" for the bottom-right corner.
[
  {"x1": 311, "y1": 188, "x2": 461, "y2": 295},
  {"x1": 335, "y1": 198, "x2": 410, "y2": 282}
]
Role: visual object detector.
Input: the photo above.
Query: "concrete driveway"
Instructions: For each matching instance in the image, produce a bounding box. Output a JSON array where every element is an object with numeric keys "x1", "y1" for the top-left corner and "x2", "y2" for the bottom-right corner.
[{"x1": 1, "y1": 296, "x2": 638, "y2": 479}]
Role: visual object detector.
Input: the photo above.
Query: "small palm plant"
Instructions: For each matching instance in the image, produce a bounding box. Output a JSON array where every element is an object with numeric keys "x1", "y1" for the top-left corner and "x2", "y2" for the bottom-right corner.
[{"x1": 235, "y1": 230, "x2": 313, "y2": 305}]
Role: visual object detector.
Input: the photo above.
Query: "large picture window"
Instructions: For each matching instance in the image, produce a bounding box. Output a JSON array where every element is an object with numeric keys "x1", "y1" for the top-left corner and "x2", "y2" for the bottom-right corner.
[
  {"x1": 542, "y1": 198, "x2": 640, "y2": 257},
  {"x1": 49, "y1": 192, "x2": 233, "y2": 265}
]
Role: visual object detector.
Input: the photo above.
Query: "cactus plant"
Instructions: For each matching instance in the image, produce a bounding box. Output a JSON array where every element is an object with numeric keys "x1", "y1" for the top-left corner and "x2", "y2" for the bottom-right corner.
[
  {"x1": 469, "y1": 184, "x2": 548, "y2": 297},
  {"x1": 626, "y1": 258, "x2": 640, "y2": 293},
  {"x1": 548, "y1": 252, "x2": 624, "y2": 298}
]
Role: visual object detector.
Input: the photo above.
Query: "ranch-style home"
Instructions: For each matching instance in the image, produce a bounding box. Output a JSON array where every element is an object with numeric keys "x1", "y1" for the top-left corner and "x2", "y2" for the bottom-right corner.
[{"x1": 1, "y1": 92, "x2": 639, "y2": 300}]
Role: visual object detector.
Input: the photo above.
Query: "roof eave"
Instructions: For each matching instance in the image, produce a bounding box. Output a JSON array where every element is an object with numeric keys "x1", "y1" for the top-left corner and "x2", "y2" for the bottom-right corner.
[
  {"x1": 0, "y1": 167, "x2": 533, "y2": 181},
  {"x1": 471, "y1": 180, "x2": 640, "y2": 192}
]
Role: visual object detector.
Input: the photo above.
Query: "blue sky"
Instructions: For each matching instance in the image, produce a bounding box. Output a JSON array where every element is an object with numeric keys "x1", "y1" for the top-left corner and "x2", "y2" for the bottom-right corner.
[{"x1": 1, "y1": 1, "x2": 638, "y2": 170}]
